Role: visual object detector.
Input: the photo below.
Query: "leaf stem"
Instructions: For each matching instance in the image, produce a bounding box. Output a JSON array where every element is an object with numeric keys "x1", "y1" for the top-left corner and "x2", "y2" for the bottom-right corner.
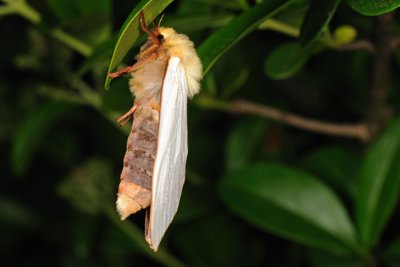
[{"x1": 258, "y1": 18, "x2": 299, "y2": 37}]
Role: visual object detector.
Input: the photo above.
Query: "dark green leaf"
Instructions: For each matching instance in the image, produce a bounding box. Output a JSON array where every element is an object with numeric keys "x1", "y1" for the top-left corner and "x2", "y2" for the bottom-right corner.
[
  {"x1": 346, "y1": 0, "x2": 400, "y2": 16},
  {"x1": 308, "y1": 249, "x2": 360, "y2": 267},
  {"x1": 385, "y1": 234, "x2": 400, "y2": 266},
  {"x1": 225, "y1": 117, "x2": 268, "y2": 171},
  {"x1": 219, "y1": 163, "x2": 358, "y2": 254},
  {"x1": 105, "y1": 0, "x2": 174, "y2": 89},
  {"x1": 302, "y1": 146, "x2": 360, "y2": 196},
  {"x1": 11, "y1": 101, "x2": 73, "y2": 176},
  {"x1": 46, "y1": 0, "x2": 80, "y2": 21},
  {"x1": 299, "y1": 0, "x2": 341, "y2": 47},
  {"x1": 198, "y1": 0, "x2": 293, "y2": 75},
  {"x1": 0, "y1": 197, "x2": 38, "y2": 228},
  {"x1": 356, "y1": 117, "x2": 400, "y2": 248},
  {"x1": 164, "y1": 13, "x2": 234, "y2": 33},
  {"x1": 173, "y1": 214, "x2": 243, "y2": 267},
  {"x1": 46, "y1": 0, "x2": 110, "y2": 21},
  {"x1": 173, "y1": 185, "x2": 214, "y2": 224},
  {"x1": 264, "y1": 42, "x2": 311, "y2": 79},
  {"x1": 74, "y1": 0, "x2": 111, "y2": 15}
]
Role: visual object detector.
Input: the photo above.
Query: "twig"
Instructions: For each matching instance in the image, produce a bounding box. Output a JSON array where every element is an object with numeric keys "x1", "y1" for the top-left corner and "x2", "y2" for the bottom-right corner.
[
  {"x1": 229, "y1": 99, "x2": 370, "y2": 142},
  {"x1": 367, "y1": 13, "x2": 394, "y2": 137},
  {"x1": 196, "y1": 95, "x2": 370, "y2": 141},
  {"x1": 335, "y1": 39, "x2": 375, "y2": 53}
]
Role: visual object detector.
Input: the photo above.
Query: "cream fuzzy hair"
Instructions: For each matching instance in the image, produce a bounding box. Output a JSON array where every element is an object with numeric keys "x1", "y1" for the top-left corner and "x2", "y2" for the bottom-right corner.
[{"x1": 129, "y1": 27, "x2": 202, "y2": 105}]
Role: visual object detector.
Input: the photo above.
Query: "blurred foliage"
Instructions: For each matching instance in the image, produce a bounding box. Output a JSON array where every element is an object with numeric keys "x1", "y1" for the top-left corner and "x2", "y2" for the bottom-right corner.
[{"x1": 1, "y1": 0, "x2": 400, "y2": 266}]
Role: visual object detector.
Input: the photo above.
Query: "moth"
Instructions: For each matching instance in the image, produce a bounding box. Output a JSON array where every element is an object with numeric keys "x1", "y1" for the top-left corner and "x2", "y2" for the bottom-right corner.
[{"x1": 108, "y1": 11, "x2": 202, "y2": 251}]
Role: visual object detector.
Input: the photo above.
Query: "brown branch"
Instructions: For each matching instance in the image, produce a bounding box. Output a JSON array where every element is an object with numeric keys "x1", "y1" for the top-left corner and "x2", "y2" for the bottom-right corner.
[
  {"x1": 390, "y1": 35, "x2": 400, "y2": 50},
  {"x1": 229, "y1": 99, "x2": 370, "y2": 142},
  {"x1": 367, "y1": 13, "x2": 394, "y2": 137},
  {"x1": 335, "y1": 39, "x2": 375, "y2": 53}
]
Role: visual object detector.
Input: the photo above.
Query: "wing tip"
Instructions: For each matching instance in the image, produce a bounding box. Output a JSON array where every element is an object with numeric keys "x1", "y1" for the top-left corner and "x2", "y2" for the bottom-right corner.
[{"x1": 145, "y1": 235, "x2": 160, "y2": 252}]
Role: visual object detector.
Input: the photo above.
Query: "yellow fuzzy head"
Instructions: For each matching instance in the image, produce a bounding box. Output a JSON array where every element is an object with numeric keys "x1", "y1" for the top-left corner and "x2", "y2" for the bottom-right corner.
[{"x1": 158, "y1": 27, "x2": 203, "y2": 98}]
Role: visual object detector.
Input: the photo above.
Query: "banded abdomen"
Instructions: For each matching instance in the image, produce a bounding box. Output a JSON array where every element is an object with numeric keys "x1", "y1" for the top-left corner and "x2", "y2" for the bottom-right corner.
[{"x1": 116, "y1": 104, "x2": 159, "y2": 219}]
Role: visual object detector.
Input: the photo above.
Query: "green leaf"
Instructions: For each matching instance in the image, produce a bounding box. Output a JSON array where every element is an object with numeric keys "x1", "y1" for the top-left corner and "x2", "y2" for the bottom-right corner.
[
  {"x1": 104, "y1": 0, "x2": 174, "y2": 89},
  {"x1": 356, "y1": 117, "x2": 400, "y2": 248},
  {"x1": 74, "y1": 0, "x2": 111, "y2": 15},
  {"x1": 385, "y1": 234, "x2": 400, "y2": 266},
  {"x1": 172, "y1": 214, "x2": 243, "y2": 267},
  {"x1": 46, "y1": 0, "x2": 80, "y2": 21},
  {"x1": 225, "y1": 117, "x2": 268, "y2": 171},
  {"x1": 308, "y1": 249, "x2": 360, "y2": 267},
  {"x1": 302, "y1": 146, "x2": 360, "y2": 195},
  {"x1": 346, "y1": 0, "x2": 400, "y2": 16},
  {"x1": 0, "y1": 197, "x2": 38, "y2": 228},
  {"x1": 46, "y1": 0, "x2": 111, "y2": 21},
  {"x1": 164, "y1": 13, "x2": 234, "y2": 33},
  {"x1": 173, "y1": 185, "x2": 214, "y2": 224},
  {"x1": 264, "y1": 42, "x2": 311, "y2": 79},
  {"x1": 219, "y1": 163, "x2": 358, "y2": 254},
  {"x1": 11, "y1": 101, "x2": 74, "y2": 176},
  {"x1": 198, "y1": 0, "x2": 293, "y2": 75},
  {"x1": 299, "y1": 0, "x2": 341, "y2": 47}
]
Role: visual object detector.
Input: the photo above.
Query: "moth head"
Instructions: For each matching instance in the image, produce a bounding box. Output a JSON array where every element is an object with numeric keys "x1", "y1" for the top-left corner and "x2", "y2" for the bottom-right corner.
[
  {"x1": 152, "y1": 28, "x2": 165, "y2": 44},
  {"x1": 157, "y1": 27, "x2": 176, "y2": 40}
]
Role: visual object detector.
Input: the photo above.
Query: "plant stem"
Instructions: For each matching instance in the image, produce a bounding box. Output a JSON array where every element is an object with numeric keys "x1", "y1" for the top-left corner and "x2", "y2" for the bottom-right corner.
[
  {"x1": 104, "y1": 206, "x2": 187, "y2": 267},
  {"x1": 50, "y1": 28, "x2": 92, "y2": 57},
  {"x1": 13, "y1": 0, "x2": 40, "y2": 23},
  {"x1": 367, "y1": 13, "x2": 394, "y2": 138}
]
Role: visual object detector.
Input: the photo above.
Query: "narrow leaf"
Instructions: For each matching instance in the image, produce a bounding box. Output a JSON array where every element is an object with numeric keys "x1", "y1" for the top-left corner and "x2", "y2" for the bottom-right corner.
[
  {"x1": 219, "y1": 163, "x2": 358, "y2": 254},
  {"x1": 346, "y1": 0, "x2": 400, "y2": 16},
  {"x1": 11, "y1": 101, "x2": 73, "y2": 175},
  {"x1": 299, "y1": 0, "x2": 341, "y2": 47},
  {"x1": 356, "y1": 117, "x2": 400, "y2": 248},
  {"x1": 198, "y1": 0, "x2": 293, "y2": 75},
  {"x1": 105, "y1": 0, "x2": 174, "y2": 89}
]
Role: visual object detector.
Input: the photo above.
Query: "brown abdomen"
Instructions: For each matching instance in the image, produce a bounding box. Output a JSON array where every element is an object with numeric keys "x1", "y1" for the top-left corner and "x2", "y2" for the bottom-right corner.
[{"x1": 116, "y1": 105, "x2": 159, "y2": 220}]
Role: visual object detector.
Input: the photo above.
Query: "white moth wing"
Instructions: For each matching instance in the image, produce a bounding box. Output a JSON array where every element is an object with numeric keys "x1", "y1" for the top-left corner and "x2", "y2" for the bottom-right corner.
[{"x1": 146, "y1": 56, "x2": 188, "y2": 251}]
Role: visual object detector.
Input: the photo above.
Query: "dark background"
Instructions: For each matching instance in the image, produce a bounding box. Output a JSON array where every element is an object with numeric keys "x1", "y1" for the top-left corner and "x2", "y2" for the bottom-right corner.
[{"x1": 1, "y1": 0, "x2": 400, "y2": 266}]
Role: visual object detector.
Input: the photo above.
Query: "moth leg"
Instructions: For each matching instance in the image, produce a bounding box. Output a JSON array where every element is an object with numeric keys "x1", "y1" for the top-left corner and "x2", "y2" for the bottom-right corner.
[
  {"x1": 108, "y1": 53, "x2": 158, "y2": 79},
  {"x1": 117, "y1": 105, "x2": 137, "y2": 126},
  {"x1": 108, "y1": 66, "x2": 137, "y2": 79}
]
